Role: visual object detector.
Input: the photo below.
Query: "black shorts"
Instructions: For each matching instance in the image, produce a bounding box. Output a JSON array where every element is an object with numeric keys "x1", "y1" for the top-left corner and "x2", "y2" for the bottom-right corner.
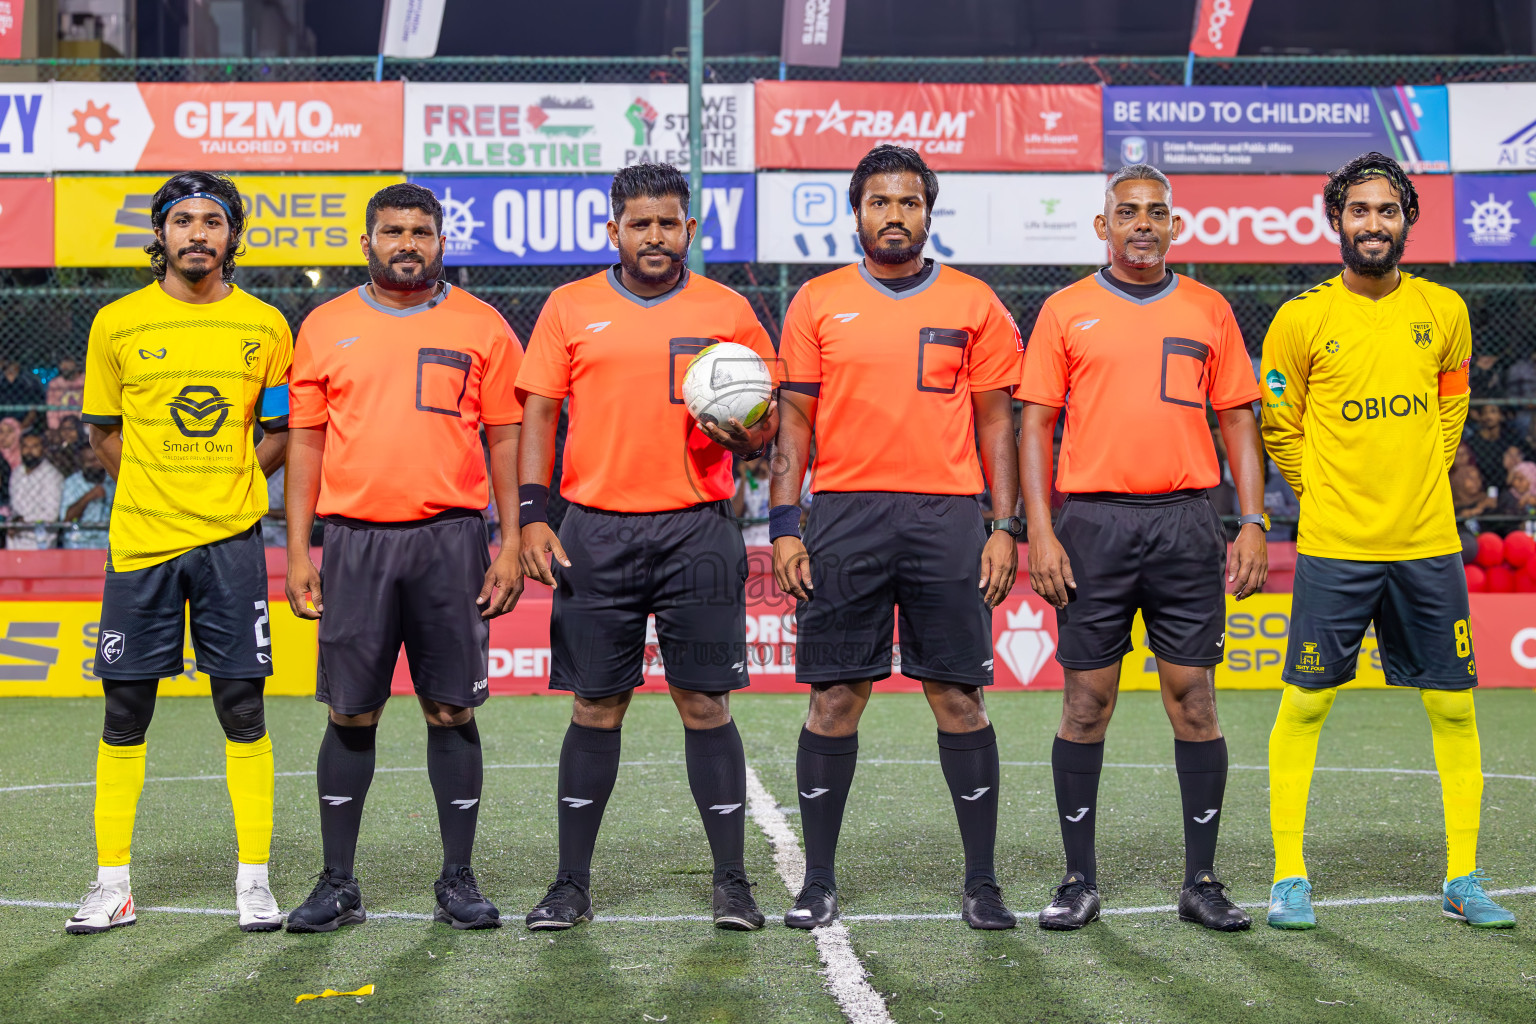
[
  {"x1": 1054, "y1": 491, "x2": 1227, "y2": 671},
  {"x1": 95, "y1": 525, "x2": 272, "y2": 680},
  {"x1": 1285, "y1": 553, "x2": 1476, "y2": 690},
  {"x1": 549, "y1": 501, "x2": 749, "y2": 700},
  {"x1": 316, "y1": 509, "x2": 492, "y2": 715},
  {"x1": 795, "y1": 491, "x2": 991, "y2": 687}
]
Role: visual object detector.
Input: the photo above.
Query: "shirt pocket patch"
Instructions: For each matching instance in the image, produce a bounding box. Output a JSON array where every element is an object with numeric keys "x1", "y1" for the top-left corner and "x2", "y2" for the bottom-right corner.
[{"x1": 917, "y1": 327, "x2": 970, "y2": 394}]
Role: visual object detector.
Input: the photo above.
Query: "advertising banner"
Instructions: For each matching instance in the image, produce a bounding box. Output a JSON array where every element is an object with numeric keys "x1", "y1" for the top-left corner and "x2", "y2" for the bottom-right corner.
[
  {"x1": 756, "y1": 172, "x2": 1106, "y2": 264},
  {"x1": 1188, "y1": 0, "x2": 1254, "y2": 58},
  {"x1": 1449, "y1": 84, "x2": 1536, "y2": 171},
  {"x1": 408, "y1": 173, "x2": 755, "y2": 265},
  {"x1": 781, "y1": 0, "x2": 847, "y2": 68},
  {"x1": 756, "y1": 81, "x2": 1101, "y2": 171},
  {"x1": 1103, "y1": 86, "x2": 1450, "y2": 173},
  {"x1": 1167, "y1": 173, "x2": 1455, "y2": 263},
  {"x1": 1454, "y1": 174, "x2": 1536, "y2": 262},
  {"x1": 404, "y1": 83, "x2": 754, "y2": 173},
  {"x1": 55, "y1": 175, "x2": 403, "y2": 267},
  {"x1": 49, "y1": 82, "x2": 404, "y2": 172},
  {"x1": 0, "y1": 85, "x2": 51, "y2": 173},
  {"x1": 0, "y1": 178, "x2": 54, "y2": 267}
]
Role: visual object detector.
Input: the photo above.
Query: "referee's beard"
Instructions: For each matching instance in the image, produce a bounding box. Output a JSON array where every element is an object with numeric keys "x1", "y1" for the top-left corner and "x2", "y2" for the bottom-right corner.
[
  {"x1": 858, "y1": 220, "x2": 927, "y2": 266},
  {"x1": 366, "y1": 245, "x2": 444, "y2": 293},
  {"x1": 620, "y1": 244, "x2": 688, "y2": 288}
]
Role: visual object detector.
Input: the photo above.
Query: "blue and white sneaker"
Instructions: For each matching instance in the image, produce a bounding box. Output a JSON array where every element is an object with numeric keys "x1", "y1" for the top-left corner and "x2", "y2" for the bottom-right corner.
[
  {"x1": 1266, "y1": 876, "x2": 1316, "y2": 930},
  {"x1": 1443, "y1": 870, "x2": 1516, "y2": 928}
]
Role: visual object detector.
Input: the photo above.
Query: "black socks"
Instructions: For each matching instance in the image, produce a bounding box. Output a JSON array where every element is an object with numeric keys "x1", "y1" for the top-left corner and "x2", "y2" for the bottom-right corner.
[
  {"x1": 316, "y1": 720, "x2": 377, "y2": 877},
  {"x1": 1052, "y1": 736, "x2": 1104, "y2": 886},
  {"x1": 426, "y1": 719, "x2": 484, "y2": 875},
  {"x1": 937, "y1": 725, "x2": 1001, "y2": 891},
  {"x1": 796, "y1": 726, "x2": 859, "y2": 889},
  {"x1": 1174, "y1": 736, "x2": 1229, "y2": 887},
  {"x1": 684, "y1": 720, "x2": 748, "y2": 882},
  {"x1": 555, "y1": 722, "x2": 622, "y2": 890}
]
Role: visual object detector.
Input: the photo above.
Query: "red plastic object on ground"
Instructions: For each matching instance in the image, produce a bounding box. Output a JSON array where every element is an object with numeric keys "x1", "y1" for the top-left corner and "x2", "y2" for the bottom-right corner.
[
  {"x1": 1465, "y1": 564, "x2": 1487, "y2": 592},
  {"x1": 1486, "y1": 564, "x2": 1517, "y2": 593},
  {"x1": 1476, "y1": 531, "x2": 1506, "y2": 568},
  {"x1": 1504, "y1": 530, "x2": 1535, "y2": 568}
]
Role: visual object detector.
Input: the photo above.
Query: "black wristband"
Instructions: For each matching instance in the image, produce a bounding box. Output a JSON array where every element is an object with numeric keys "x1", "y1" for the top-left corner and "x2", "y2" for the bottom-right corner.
[
  {"x1": 768, "y1": 504, "x2": 802, "y2": 542},
  {"x1": 519, "y1": 483, "x2": 549, "y2": 526}
]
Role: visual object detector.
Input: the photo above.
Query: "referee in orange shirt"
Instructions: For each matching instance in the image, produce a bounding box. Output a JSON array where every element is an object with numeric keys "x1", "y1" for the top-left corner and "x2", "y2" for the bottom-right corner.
[
  {"x1": 282, "y1": 183, "x2": 525, "y2": 932},
  {"x1": 1019, "y1": 164, "x2": 1267, "y2": 932},
  {"x1": 771, "y1": 145, "x2": 1022, "y2": 931}
]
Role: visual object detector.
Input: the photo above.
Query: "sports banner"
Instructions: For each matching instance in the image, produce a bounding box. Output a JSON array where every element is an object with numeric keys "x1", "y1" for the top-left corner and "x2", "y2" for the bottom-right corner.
[
  {"x1": 1454, "y1": 174, "x2": 1536, "y2": 262},
  {"x1": 0, "y1": 0, "x2": 22, "y2": 60},
  {"x1": 0, "y1": 84, "x2": 51, "y2": 172},
  {"x1": 756, "y1": 81, "x2": 1101, "y2": 172},
  {"x1": 408, "y1": 173, "x2": 755, "y2": 264},
  {"x1": 1448, "y1": 84, "x2": 1536, "y2": 171},
  {"x1": 756, "y1": 172, "x2": 1106, "y2": 264},
  {"x1": 0, "y1": 178, "x2": 54, "y2": 267},
  {"x1": 1103, "y1": 86, "x2": 1450, "y2": 173},
  {"x1": 404, "y1": 83, "x2": 754, "y2": 173},
  {"x1": 781, "y1": 0, "x2": 847, "y2": 68},
  {"x1": 49, "y1": 82, "x2": 403, "y2": 171},
  {"x1": 55, "y1": 175, "x2": 404, "y2": 267},
  {"x1": 1188, "y1": 0, "x2": 1254, "y2": 58},
  {"x1": 1166, "y1": 173, "x2": 1455, "y2": 263}
]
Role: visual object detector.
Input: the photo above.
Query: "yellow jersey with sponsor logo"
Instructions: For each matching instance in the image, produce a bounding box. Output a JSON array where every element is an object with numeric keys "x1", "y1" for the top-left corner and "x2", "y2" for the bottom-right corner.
[
  {"x1": 1259, "y1": 272, "x2": 1470, "y2": 561},
  {"x1": 82, "y1": 283, "x2": 292, "y2": 572}
]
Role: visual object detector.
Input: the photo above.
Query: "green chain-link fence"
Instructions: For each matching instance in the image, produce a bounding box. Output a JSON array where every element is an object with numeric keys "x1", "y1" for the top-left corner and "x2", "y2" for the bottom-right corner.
[{"x1": 3, "y1": 54, "x2": 1535, "y2": 537}]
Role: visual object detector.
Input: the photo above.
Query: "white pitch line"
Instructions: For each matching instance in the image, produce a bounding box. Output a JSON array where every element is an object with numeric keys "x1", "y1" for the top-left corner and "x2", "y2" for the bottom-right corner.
[{"x1": 744, "y1": 765, "x2": 895, "y2": 1024}]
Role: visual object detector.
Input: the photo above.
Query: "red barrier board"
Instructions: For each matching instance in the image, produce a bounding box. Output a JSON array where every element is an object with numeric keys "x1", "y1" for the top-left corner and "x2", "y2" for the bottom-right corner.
[
  {"x1": 755, "y1": 81, "x2": 1102, "y2": 171},
  {"x1": 1167, "y1": 174, "x2": 1455, "y2": 263},
  {"x1": 0, "y1": 178, "x2": 53, "y2": 267}
]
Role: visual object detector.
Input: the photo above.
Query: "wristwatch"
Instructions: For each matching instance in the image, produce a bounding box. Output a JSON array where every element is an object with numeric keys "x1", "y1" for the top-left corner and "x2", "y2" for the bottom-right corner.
[
  {"x1": 990, "y1": 516, "x2": 1024, "y2": 537},
  {"x1": 1237, "y1": 513, "x2": 1271, "y2": 532}
]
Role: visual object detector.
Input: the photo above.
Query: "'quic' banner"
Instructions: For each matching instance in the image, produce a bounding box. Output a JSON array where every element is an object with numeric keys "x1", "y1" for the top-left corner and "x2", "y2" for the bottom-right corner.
[{"x1": 755, "y1": 81, "x2": 1101, "y2": 171}]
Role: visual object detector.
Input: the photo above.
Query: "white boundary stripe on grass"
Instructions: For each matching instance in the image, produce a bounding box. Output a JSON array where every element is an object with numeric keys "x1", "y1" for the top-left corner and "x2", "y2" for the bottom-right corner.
[
  {"x1": 9, "y1": 886, "x2": 1536, "y2": 925},
  {"x1": 744, "y1": 765, "x2": 895, "y2": 1024}
]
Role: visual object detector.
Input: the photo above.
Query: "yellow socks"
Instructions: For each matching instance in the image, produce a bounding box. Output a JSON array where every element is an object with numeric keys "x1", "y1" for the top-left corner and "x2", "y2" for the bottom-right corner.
[
  {"x1": 1268, "y1": 684, "x2": 1337, "y2": 883},
  {"x1": 225, "y1": 732, "x2": 275, "y2": 866},
  {"x1": 1421, "y1": 689, "x2": 1482, "y2": 881},
  {"x1": 94, "y1": 740, "x2": 147, "y2": 868}
]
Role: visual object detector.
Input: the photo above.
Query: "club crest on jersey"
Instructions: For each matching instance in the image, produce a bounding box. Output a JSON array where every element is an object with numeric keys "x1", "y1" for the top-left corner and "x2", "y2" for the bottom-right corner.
[
  {"x1": 99, "y1": 630, "x2": 125, "y2": 664},
  {"x1": 242, "y1": 339, "x2": 260, "y2": 368},
  {"x1": 1411, "y1": 322, "x2": 1433, "y2": 348}
]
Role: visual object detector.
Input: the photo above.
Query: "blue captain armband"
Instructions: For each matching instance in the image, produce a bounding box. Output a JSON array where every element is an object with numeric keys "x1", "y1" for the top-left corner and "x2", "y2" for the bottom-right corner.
[{"x1": 258, "y1": 384, "x2": 289, "y2": 425}]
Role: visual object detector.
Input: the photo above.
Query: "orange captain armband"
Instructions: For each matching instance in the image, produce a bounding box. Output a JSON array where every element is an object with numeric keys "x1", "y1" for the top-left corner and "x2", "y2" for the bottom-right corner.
[{"x1": 1439, "y1": 358, "x2": 1470, "y2": 397}]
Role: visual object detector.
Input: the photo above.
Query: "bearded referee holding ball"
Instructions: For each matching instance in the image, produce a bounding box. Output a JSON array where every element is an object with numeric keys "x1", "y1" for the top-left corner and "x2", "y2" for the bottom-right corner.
[{"x1": 518, "y1": 164, "x2": 778, "y2": 932}]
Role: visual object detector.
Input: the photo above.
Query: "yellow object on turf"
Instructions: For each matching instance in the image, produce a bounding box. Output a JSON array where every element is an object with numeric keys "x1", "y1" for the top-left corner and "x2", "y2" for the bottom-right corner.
[
  {"x1": 1268, "y1": 684, "x2": 1338, "y2": 883},
  {"x1": 295, "y1": 985, "x2": 374, "y2": 1003},
  {"x1": 94, "y1": 740, "x2": 146, "y2": 867},
  {"x1": 1421, "y1": 688, "x2": 1483, "y2": 881},
  {"x1": 225, "y1": 732, "x2": 275, "y2": 865}
]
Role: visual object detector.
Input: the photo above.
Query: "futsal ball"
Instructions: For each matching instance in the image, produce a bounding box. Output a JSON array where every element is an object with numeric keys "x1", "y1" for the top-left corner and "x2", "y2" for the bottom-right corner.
[{"x1": 682, "y1": 342, "x2": 773, "y2": 430}]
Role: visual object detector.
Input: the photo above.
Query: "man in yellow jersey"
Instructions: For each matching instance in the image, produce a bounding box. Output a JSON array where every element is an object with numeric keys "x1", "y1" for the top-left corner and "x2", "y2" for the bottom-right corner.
[
  {"x1": 68, "y1": 171, "x2": 292, "y2": 935},
  {"x1": 1261, "y1": 152, "x2": 1514, "y2": 930}
]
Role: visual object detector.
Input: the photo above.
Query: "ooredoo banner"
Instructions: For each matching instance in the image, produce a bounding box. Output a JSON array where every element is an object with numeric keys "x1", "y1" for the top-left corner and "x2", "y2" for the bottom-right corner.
[
  {"x1": 49, "y1": 81, "x2": 404, "y2": 171},
  {"x1": 1454, "y1": 173, "x2": 1536, "y2": 262},
  {"x1": 407, "y1": 174, "x2": 755, "y2": 264},
  {"x1": 1166, "y1": 173, "x2": 1455, "y2": 263},
  {"x1": 1104, "y1": 86, "x2": 1450, "y2": 173},
  {"x1": 756, "y1": 172, "x2": 1106, "y2": 264},
  {"x1": 0, "y1": 178, "x2": 54, "y2": 267},
  {"x1": 1448, "y1": 84, "x2": 1536, "y2": 171},
  {"x1": 404, "y1": 83, "x2": 754, "y2": 173},
  {"x1": 55, "y1": 174, "x2": 404, "y2": 267},
  {"x1": 756, "y1": 81, "x2": 1101, "y2": 171}
]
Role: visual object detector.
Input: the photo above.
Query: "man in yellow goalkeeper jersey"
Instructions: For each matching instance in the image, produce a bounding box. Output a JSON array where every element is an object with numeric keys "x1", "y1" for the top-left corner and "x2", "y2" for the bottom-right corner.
[{"x1": 1260, "y1": 152, "x2": 1514, "y2": 930}]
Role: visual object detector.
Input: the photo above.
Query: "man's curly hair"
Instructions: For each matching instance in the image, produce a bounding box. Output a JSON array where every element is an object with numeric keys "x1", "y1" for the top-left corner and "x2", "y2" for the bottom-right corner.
[
  {"x1": 1323, "y1": 152, "x2": 1420, "y2": 230},
  {"x1": 145, "y1": 171, "x2": 246, "y2": 282}
]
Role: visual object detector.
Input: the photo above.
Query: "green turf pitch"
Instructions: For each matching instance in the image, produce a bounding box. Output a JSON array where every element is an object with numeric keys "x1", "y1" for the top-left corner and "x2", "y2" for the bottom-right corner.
[{"x1": 2, "y1": 690, "x2": 1535, "y2": 1024}]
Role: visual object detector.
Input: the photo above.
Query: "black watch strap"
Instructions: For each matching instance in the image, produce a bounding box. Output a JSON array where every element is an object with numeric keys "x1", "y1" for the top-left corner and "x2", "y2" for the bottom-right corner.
[{"x1": 990, "y1": 516, "x2": 1023, "y2": 537}]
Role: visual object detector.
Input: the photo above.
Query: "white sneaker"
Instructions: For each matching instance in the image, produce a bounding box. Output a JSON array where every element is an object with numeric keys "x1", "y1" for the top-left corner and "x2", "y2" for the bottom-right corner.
[
  {"x1": 237, "y1": 880, "x2": 286, "y2": 932},
  {"x1": 66, "y1": 882, "x2": 135, "y2": 934}
]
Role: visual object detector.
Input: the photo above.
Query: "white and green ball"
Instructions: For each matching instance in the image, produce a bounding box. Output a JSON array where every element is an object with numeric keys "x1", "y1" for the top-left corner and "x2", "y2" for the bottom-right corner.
[{"x1": 682, "y1": 342, "x2": 773, "y2": 430}]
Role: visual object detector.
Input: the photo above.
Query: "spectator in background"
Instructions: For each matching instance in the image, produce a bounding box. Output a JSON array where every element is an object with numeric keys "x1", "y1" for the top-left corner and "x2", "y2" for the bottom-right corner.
[
  {"x1": 8, "y1": 432, "x2": 64, "y2": 550},
  {"x1": 0, "y1": 416, "x2": 20, "y2": 470},
  {"x1": 1469, "y1": 352, "x2": 1504, "y2": 399},
  {"x1": 1497, "y1": 461, "x2": 1536, "y2": 528},
  {"x1": 1263, "y1": 457, "x2": 1300, "y2": 541},
  {"x1": 0, "y1": 361, "x2": 43, "y2": 431},
  {"x1": 1452, "y1": 463, "x2": 1496, "y2": 526},
  {"x1": 1207, "y1": 423, "x2": 1238, "y2": 533},
  {"x1": 45, "y1": 355, "x2": 85, "y2": 430},
  {"x1": 733, "y1": 455, "x2": 772, "y2": 545},
  {"x1": 1454, "y1": 441, "x2": 1477, "y2": 474},
  {"x1": 59, "y1": 442, "x2": 113, "y2": 549},
  {"x1": 1466, "y1": 404, "x2": 1526, "y2": 488}
]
